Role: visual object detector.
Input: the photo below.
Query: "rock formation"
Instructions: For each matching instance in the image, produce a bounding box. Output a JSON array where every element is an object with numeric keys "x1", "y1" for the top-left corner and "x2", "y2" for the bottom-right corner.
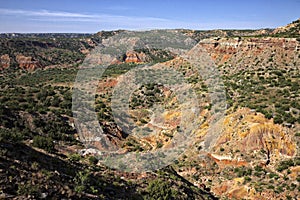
[
  {"x1": 16, "y1": 54, "x2": 42, "y2": 71},
  {"x1": 124, "y1": 51, "x2": 148, "y2": 63},
  {"x1": 0, "y1": 54, "x2": 10, "y2": 70},
  {"x1": 214, "y1": 108, "x2": 297, "y2": 159}
]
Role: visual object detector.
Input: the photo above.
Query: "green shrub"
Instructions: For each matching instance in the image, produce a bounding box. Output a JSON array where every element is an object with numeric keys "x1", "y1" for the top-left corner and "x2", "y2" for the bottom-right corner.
[
  {"x1": 276, "y1": 159, "x2": 294, "y2": 172},
  {"x1": 274, "y1": 116, "x2": 283, "y2": 124},
  {"x1": 17, "y1": 181, "x2": 40, "y2": 196},
  {"x1": 244, "y1": 176, "x2": 252, "y2": 182},
  {"x1": 0, "y1": 128, "x2": 23, "y2": 142},
  {"x1": 69, "y1": 153, "x2": 81, "y2": 162},
  {"x1": 156, "y1": 142, "x2": 163, "y2": 149},
  {"x1": 32, "y1": 135, "x2": 54, "y2": 152},
  {"x1": 269, "y1": 172, "x2": 279, "y2": 179},
  {"x1": 88, "y1": 156, "x2": 98, "y2": 165},
  {"x1": 145, "y1": 179, "x2": 177, "y2": 200},
  {"x1": 74, "y1": 170, "x2": 92, "y2": 193}
]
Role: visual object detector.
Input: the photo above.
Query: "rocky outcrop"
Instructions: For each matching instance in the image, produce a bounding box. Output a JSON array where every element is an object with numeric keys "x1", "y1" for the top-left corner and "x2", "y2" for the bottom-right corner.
[
  {"x1": 124, "y1": 51, "x2": 148, "y2": 63},
  {"x1": 16, "y1": 54, "x2": 42, "y2": 71},
  {"x1": 0, "y1": 54, "x2": 10, "y2": 70},
  {"x1": 214, "y1": 108, "x2": 297, "y2": 162},
  {"x1": 208, "y1": 153, "x2": 248, "y2": 169}
]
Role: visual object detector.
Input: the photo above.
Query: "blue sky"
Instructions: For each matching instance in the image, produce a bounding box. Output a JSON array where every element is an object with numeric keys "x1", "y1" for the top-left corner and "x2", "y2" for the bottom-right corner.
[{"x1": 0, "y1": 0, "x2": 299, "y2": 33}]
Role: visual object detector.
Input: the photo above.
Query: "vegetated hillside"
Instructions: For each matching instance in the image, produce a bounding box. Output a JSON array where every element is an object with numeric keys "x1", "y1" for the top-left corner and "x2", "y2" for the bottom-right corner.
[
  {"x1": 0, "y1": 66, "x2": 216, "y2": 199},
  {"x1": 0, "y1": 19, "x2": 300, "y2": 199},
  {"x1": 0, "y1": 36, "x2": 90, "y2": 70},
  {"x1": 199, "y1": 36, "x2": 300, "y2": 126},
  {"x1": 0, "y1": 30, "x2": 176, "y2": 71},
  {"x1": 180, "y1": 28, "x2": 273, "y2": 42},
  {"x1": 173, "y1": 20, "x2": 300, "y2": 199},
  {"x1": 272, "y1": 18, "x2": 300, "y2": 39}
]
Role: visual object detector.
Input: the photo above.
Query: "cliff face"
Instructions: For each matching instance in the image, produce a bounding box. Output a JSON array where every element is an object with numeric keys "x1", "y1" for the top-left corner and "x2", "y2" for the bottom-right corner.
[{"x1": 199, "y1": 37, "x2": 299, "y2": 74}]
